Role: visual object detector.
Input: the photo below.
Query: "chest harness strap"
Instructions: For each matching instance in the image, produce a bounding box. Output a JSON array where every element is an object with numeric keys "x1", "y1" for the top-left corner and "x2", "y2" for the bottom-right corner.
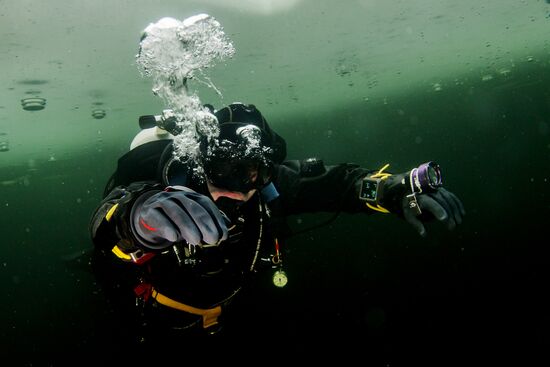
[
  {"x1": 151, "y1": 288, "x2": 222, "y2": 329},
  {"x1": 113, "y1": 193, "x2": 267, "y2": 330}
]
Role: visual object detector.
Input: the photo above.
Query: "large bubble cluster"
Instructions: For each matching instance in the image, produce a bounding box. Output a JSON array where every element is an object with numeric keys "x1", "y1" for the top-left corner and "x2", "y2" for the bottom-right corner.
[{"x1": 135, "y1": 14, "x2": 235, "y2": 166}]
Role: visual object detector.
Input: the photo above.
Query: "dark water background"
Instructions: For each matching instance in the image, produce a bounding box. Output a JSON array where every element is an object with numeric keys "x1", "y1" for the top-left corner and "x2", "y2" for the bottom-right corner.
[{"x1": 1, "y1": 61, "x2": 549, "y2": 365}]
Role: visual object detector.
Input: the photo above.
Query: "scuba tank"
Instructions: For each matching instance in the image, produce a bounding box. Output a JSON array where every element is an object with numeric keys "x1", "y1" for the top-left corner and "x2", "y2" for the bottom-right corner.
[{"x1": 130, "y1": 110, "x2": 177, "y2": 150}]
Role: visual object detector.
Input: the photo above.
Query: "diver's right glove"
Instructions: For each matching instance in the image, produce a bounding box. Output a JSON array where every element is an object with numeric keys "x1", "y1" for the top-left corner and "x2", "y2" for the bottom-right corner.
[{"x1": 131, "y1": 186, "x2": 229, "y2": 249}]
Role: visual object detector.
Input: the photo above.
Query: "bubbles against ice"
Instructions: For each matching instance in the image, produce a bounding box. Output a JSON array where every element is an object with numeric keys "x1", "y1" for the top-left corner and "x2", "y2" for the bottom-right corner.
[
  {"x1": 135, "y1": 13, "x2": 235, "y2": 171},
  {"x1": 136, "y1": 14, "x2": 235, "y2": 110}
]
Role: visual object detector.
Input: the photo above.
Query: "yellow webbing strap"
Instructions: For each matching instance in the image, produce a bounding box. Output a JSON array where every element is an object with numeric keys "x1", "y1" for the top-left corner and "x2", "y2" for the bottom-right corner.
[
  {"x1": 365, "y1": 163, "x2": 392, "y2": 214},
  {"x1": 106, "y1": 205, "x2": 134, "y2": 260},
  {"x1": 105, "y1": 203, "x2": 119, "y2": 222},
  {"x1": 151, "y1": 288, "x2": 222, "y2": 329},
  {"x1": 366, "y1": 203, "x2": 391, "y2": 213},
  {"x1": 111, "y1": 245, "x2": 132, "y2": 261},
  {"x1": 371, "y1": 163, "x2": 391, "y2": 180}
]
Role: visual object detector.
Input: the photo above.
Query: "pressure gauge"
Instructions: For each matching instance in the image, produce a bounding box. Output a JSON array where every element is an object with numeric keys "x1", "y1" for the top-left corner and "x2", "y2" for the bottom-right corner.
[{"x1": 272, "y1": 269, "x2": 288, "y2": 288}]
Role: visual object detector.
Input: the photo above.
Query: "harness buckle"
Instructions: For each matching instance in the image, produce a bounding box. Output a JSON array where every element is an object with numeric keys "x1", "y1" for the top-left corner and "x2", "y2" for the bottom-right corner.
[
  {"x1": 130, "y1": 249, "x2": 155, "y2": 264},
  {"x1": 112, "y1": 245, "x2": 155, "y2": 265}
]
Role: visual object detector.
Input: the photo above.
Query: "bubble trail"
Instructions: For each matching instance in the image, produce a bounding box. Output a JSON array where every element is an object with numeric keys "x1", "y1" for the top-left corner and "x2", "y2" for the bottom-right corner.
[{"x1": 136, "y1": 14, "x2": 235, "y2": 166}]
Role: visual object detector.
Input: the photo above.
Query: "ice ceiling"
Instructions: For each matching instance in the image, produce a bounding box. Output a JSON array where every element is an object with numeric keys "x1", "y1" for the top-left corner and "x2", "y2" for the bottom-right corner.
[{"x1": 1, "y1": 0, "x2": 548, "y2": 168}]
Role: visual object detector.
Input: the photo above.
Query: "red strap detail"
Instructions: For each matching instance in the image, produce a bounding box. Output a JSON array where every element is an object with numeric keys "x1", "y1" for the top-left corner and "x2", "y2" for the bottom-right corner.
[
  {"x1": 140, "y1": 218, "x2": 157, "y2": 231},
  {"x1": 274, "y1": 238, "x2": 280, "y2": 256},
  {"x1": 134, "y1": 282, "x2": 153, "y2": 302},
  {"x1": 133, "y1": 251, "x2": 156, "y2": 265}
]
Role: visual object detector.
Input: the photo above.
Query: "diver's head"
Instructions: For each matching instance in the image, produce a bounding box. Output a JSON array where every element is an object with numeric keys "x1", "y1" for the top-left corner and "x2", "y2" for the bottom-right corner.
[
  {"x1": 200, "y1": 103, "x2": 284, "y2": 195},
  {"x1": 202, "y1": 122, "x2": 273, "y2": 194}
]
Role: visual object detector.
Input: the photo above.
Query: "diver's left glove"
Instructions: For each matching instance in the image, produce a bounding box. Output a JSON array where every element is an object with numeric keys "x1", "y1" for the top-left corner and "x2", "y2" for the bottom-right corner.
[
  {"x1": 361, "y1": 163, "x2": 465, "y2": 237},
  {"x1": 130, "y1": 186, "x2": 229, "y2": 250},
  {"x1": 399, "y1": 187, "x2": 465, "y2": 237}
]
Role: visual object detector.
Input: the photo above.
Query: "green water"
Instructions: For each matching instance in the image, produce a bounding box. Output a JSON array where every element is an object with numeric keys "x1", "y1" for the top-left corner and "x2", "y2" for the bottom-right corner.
[{"x1": 1, "y1": 60, "x2": 548, "y2": 364}]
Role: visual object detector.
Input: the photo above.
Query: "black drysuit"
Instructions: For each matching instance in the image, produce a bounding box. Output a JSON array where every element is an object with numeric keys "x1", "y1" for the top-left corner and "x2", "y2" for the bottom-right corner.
[{"x1": 89, "y1": 139, "x2": 375, "y2": 345}]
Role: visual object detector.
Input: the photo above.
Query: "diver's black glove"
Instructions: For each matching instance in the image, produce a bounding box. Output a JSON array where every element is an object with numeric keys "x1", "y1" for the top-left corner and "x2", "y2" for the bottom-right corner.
[
  {"x1": 131, "y1": 186, "x2": 229, "y2": 249},
  {"x1": 399, "y1": 187, "x2": 465, "y2": 237},
  {"x1": 373, "y1": 168, "x2": 465, "y2": 237}
]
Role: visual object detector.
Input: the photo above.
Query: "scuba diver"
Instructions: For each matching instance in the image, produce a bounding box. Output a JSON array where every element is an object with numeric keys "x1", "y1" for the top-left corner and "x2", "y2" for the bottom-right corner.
[{"x1": 89, "y1": 102, "x2": 465, "y2": 350}]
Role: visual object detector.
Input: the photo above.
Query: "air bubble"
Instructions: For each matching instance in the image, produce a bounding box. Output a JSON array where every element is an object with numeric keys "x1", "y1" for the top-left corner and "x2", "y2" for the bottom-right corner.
[{"x1": 136, "y1": 14, "x2": 235, "y2": 168}]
